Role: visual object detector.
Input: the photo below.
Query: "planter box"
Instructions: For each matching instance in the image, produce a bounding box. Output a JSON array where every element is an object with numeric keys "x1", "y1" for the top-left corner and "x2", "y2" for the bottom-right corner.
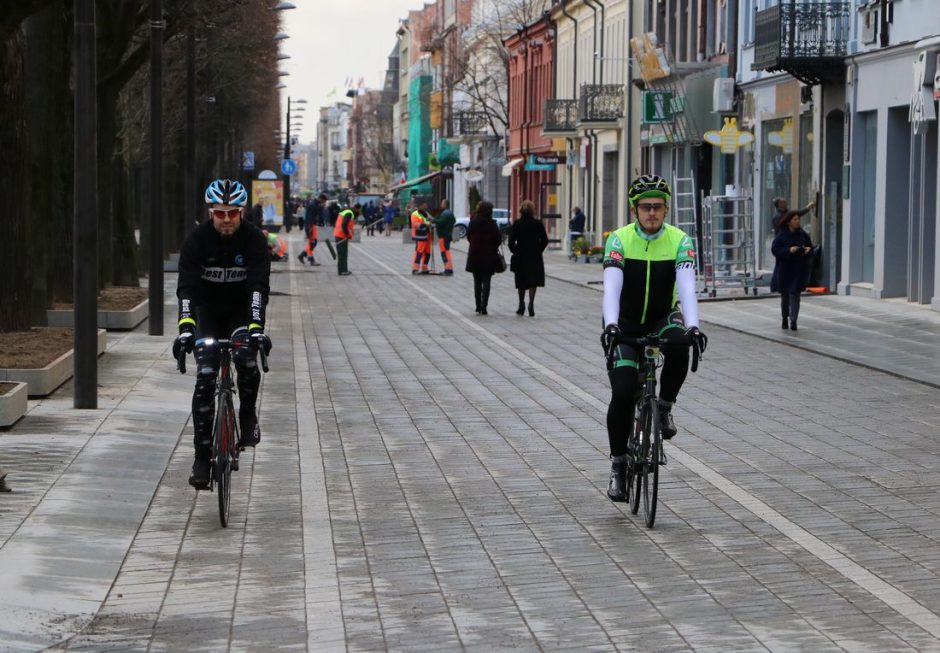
[
  {"x1": 0, "y1": 382, "x2": 28, "y2": 428},
  {"x1": 47, "y1": 299, "x2": 148, "y2": 331},
  {"x1": 0, "y1": 329, "x2": 107, "y2": 397}
]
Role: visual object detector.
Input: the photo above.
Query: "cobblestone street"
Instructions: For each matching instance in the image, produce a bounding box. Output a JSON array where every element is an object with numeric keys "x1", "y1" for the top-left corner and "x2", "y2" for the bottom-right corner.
[{"x1": 2, "y1": 233, "x2": 940, "y2": 652}]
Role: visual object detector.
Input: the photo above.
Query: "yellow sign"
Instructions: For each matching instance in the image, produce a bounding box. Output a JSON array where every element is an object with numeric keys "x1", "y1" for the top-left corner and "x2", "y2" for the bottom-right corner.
[
  {"x1": 767, "y1": 118, "x2": 794, "y2": 154},
  {"x1": 703, "y1": 117, "x2": 755, "y2": 154},
  {"x1": 252, "y1": 180, "x2": 284, "y2": 227}
]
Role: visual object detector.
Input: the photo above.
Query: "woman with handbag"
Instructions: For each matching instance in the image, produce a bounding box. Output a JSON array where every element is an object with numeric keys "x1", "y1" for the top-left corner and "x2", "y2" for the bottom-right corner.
[
  {"x1": 507, "y1": 199, "x2": 549, "y2": 316},
  {"x1": 466, "y1": 201, "x2": 503, "y2": 315}
]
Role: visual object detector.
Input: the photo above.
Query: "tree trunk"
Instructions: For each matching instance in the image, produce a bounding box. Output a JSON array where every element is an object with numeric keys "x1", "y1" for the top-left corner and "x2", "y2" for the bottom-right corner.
[
  {"x1": 0, "y1": 27, "x2": 33, "y2": 332},
  {"x1": 96, "y1": 83, "x2": 119, "y2": 288},
  {"x1": 111, "y1": 142, "x2": 139, "y2": 287},
  {"x1": 25, "y1": 1, "x2": 74, "y2": 311}
]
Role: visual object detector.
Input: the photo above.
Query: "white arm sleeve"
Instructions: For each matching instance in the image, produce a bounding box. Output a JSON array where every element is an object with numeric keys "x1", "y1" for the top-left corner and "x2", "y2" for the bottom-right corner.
[
  {"x1": 603, "y1": 266, "x2": 623, "y2": 327},
  {"x1": 676, "y1": 266, "x2": 699, "y2": 328}
]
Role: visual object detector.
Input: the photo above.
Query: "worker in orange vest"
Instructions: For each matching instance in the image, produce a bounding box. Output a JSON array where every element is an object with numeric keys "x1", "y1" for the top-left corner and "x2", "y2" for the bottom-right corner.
[
  {"x1": 334, "y1": 206, "x2": 356, "y2": 275},
  {"x1": 410, "y1": 198, "x2": 432, "y2": 275},
  {"x1": 298, "y1": 218, "x2": 320, "y2": 266}
]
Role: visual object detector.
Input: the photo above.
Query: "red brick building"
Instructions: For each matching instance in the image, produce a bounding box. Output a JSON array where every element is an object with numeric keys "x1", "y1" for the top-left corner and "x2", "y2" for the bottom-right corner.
[{"x1": 505, "y1": 17, "x2": 557, "y2": 232}]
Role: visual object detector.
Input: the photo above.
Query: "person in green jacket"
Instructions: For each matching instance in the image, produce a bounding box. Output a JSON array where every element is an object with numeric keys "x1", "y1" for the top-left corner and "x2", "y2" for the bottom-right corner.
[{"x1": 432, "y1": 199, "x2": 456, "y2": 275}]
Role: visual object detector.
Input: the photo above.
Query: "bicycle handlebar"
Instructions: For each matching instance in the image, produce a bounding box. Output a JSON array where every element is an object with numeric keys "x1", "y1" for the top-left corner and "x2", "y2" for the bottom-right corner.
[
  {"x1": 175, "y1": 338, "x2": 270, "y2": 374},
  {"x1": 605, "y1": 332, "x2": 704, "y2": 373}
]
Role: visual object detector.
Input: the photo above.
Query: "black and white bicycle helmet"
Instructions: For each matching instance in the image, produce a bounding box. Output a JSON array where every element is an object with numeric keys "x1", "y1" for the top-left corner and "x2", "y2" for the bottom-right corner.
[
  {"x1": 627, "y1": 174, "x2": 671, "y2": 206},
  {"x1": 204, "y1": 179, "x2": 248, "y2": 207}
]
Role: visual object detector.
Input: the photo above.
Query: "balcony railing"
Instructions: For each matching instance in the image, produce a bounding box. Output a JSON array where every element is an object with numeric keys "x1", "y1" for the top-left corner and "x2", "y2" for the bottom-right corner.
[
  {"x1": 454, "y1": 110, "x2": 489, "y2": 136},
  {"x1": 578, "y1": 84, "x2": 624, "y2": 126},
  {"x1": 543, "y1": 99, "x2": 578, "y2": 134},
  {"x1": 752, "y1": 2, "x2": 850, "y2": 85}
]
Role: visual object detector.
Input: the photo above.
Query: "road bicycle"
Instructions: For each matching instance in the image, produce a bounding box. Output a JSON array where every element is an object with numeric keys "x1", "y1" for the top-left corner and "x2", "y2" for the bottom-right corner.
[
  {"x1": 608, "y1": 332, "x2": 703, "y2": 529},
  {"x1": 178, "y1": 338, "x2": 268, "y2": 527}
]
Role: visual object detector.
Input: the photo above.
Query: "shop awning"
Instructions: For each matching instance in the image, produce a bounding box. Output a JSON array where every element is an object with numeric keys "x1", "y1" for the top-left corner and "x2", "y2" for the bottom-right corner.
[
  {"x1": 388, "y1": 170, "x2": 441, "y2": 192},
  {"x1": 501, "y1": 158, "x2": 524, "y2": 176}
]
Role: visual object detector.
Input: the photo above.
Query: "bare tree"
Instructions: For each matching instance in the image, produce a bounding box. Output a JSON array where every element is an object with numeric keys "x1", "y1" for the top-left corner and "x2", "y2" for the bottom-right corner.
[{"x1": 456, "y1": 0, "x2": 551, "y2": 134}]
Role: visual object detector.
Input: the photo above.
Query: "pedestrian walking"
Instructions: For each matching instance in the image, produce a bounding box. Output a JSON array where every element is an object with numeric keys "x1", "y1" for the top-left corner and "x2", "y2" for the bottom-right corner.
[
  {"x1": 432, "y1": 198, "x2": 456, "y2": 275},
  {"x1": 507, "y1": 199, "x2": 548, "y2": 316},
  {"x1": 382, "y1": 199, "x2": 396, "y2": 236},
  {"x1": 771, "y1": 210, "x2": 813, "y2": 331},
  {"x1": 569, "y1": 206, "x2": 586, "y2": 250},
  {"x1": 771, "y1": 196, "x2": 815, "y2": 234},
  {"x1": 410, "y1": 198, "x2": 432, "y2": 275},
  {"x1": 466, "y1": 200, "x2": 503, "y2": 315},
  {"x1": 334, "y1": 207, "x2": 356, "y2": 276}
]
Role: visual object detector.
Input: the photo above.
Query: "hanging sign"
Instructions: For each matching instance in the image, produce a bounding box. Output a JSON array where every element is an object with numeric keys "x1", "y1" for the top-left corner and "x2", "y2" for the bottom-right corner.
[{"x1": 703, "y1": 117, "x2": 755, "y2": 154}]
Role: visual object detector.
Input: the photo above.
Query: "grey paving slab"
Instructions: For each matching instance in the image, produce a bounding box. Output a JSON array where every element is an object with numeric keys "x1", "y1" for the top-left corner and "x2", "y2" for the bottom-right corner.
[{"x1": 2, "y1": 232, "x2": 940, "y2": 651}]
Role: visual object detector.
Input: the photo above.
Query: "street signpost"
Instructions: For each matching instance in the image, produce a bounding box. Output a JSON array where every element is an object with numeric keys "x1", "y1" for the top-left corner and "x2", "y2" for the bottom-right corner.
[{"x1": 280, "y1": 158, "x2": 297, "y2": 176}]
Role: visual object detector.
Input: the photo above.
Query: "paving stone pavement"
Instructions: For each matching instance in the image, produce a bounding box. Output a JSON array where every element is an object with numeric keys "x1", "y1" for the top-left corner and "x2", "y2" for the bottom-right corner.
[{"x1": 0, "y1": 232, "x2": 939, "y2": 651}]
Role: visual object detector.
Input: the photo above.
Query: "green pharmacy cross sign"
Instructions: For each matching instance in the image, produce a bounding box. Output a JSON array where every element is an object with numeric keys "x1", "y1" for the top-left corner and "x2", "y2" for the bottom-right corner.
[{"x1": 641, "y1": 91, "x2": 674, "y2": 125}]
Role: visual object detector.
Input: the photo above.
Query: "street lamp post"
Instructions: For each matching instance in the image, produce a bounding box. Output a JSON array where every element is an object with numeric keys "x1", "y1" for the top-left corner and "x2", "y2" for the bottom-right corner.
[{"x1": 283, "y1": 96, "x2": 306, "y2": 231}]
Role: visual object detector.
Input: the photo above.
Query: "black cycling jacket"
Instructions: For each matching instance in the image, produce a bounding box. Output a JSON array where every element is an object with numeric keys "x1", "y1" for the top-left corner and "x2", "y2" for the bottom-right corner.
[{"x1": 176, "y1": 220, "x2": 271, "y2": 330}]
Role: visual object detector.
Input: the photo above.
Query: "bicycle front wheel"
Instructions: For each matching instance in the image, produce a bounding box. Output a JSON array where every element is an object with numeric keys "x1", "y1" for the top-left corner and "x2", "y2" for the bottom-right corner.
[
  {"x1": 214, "y1": 396, "x2": 235, "y2": 528},
  {"x1": 642, "y1": 398, "x2": 660, "y2": 528},
  {"x1": 629, "y1": 401, "x2": 644, "y2": 515}
]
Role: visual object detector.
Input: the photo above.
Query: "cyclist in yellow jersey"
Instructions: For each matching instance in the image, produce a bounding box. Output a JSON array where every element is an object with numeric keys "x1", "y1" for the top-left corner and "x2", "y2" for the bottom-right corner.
[{"x1": 599, "y1": 174, "x2": 708, "y2": 502}]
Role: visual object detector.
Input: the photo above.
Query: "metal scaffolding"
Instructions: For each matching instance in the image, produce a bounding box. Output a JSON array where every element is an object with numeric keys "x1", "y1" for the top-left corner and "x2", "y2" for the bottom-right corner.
[{"x1": 701, "y1": 194, "x2": 758, "y2": 297}]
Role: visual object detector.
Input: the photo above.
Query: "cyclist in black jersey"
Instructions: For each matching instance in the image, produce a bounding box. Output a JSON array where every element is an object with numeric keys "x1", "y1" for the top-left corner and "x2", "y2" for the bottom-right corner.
[
  {"x1": 173, "y1": 179, "x2": 272, "y2": 489},
  {"x1": 599, "y1": 175, "x2": 708, "y2": 502}
]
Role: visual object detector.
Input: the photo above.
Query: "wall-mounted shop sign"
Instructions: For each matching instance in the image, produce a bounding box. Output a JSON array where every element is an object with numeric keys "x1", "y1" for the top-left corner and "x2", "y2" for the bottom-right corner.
[
  {"x1": 703, "y1": 117, "x2": 754, "y2": 154},
  {"x1": 525, "y1": 154, "x2": 563, "y2": 171},
  {"x1": 641, "y1": 91, "x2": 674, "y2": 124}
]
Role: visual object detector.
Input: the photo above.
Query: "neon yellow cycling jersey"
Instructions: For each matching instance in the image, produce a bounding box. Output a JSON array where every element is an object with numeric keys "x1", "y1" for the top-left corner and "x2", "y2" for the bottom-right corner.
[{"x1": 603, "y1": 222, "x2": 695, "y2": 326}]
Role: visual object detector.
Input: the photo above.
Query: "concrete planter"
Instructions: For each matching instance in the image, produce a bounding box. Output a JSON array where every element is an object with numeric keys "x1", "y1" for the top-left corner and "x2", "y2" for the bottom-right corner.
[
  {"x1": 0, "y1": 329, "x2": 107, "y2": 397},
  {"x1": 0, "y1": 382, "x2": 28, "y2": 428},
  {"x1": 47, "y1": 299, "x2": 148, "y2": 330}
]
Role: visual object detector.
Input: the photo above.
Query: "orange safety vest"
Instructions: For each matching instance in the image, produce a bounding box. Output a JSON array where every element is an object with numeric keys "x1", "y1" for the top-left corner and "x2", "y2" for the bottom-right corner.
[
  {"x1": 334, "y1": 210, "x2": 355, "y2": 239},
  {"x1": 410, "y1": 210, "x2": 430, "y2": 241}
]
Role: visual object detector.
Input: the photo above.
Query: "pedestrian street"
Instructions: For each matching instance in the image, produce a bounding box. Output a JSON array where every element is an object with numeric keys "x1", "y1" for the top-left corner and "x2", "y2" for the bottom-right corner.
[{"x1": 3, "y1": 233, "x2": 940, "y2": 652}]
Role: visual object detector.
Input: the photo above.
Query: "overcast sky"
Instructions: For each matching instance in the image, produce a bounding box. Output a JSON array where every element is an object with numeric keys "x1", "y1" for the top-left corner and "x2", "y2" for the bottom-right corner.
[{"x1": 279, "y1": 0, "x2": 424, "y2": 144}]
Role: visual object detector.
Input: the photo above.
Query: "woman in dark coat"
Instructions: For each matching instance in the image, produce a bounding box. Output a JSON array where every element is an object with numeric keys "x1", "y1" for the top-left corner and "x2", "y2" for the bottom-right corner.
[
  {"x1": 771, "y1": 210, "x2": 813, "y2": 331},
  {"x1": 465, "y1": 200, "x2": 503, "y2": 315},
  {"x1": 507, "y1": 199, "x2": 548, "y2": 316}
]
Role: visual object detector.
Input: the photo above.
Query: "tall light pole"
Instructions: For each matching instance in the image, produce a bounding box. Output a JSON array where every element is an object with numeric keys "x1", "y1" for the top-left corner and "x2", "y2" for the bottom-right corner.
[
  {"x1": 283, "y1": 96, "x2": 306, "y2": 231},
  {"x1": 74, "y1": 0, "x2": 97, "y2": 408}
]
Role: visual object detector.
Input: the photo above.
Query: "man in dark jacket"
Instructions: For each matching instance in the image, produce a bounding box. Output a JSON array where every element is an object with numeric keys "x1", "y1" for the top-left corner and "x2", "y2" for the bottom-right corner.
[
  {"x1": 771, "y1": 197, "x2": 815, "y2": 234},
  {"x1": 432, "y1": 199, "x2": 456, "y2": 275},
  {"x1": 173, "y1": 179, "x2": 272, "y2": 489},
  {"x1": 569, "y1": 206, "x2": 586, "y2": 250}
]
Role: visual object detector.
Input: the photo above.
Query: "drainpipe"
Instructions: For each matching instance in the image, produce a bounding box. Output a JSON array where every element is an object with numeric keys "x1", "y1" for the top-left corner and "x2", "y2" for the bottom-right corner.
[
  {"x1": 587, "y1": 0, "x2": 606, "y2": 84},
  {"x1": 584, "y1": 0, "x2": 599, "y2": 85},
  {"x1": 522, "y1": 30, "x2": 531, "y2": 203},
  {"x1": 727, "y1": 0, "x2": 739, "y2": 81},
  {"x1": 560, "y1": 0, "x2": 578, "y2": 98},
  {"x1": 547, "y1": 10, "x2": 557, "y2": 98}
]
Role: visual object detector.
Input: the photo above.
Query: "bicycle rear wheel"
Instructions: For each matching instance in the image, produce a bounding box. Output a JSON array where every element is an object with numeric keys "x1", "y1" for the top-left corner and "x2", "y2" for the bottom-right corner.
[
  {"x1": 213, "y1": 396, "x2": 235, "y2": 528},
  {"x1": 629, "y1": 401, "x2": 644, "y2": 515},
  {"x1": 642, "y1": 398, "x2": 660, "y2": 528}
]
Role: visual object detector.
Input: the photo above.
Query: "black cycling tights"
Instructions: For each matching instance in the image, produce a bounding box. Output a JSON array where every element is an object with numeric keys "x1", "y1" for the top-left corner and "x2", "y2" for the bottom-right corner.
[
  {"x1": 607, "y1": 339, "x2": 689, "y2": 458},
  {"x1": 192, "y1": 317, "x2": 260, "y2": 453}
]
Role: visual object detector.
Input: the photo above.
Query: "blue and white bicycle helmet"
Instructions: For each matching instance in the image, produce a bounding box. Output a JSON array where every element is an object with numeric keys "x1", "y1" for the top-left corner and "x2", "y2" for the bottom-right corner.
[{"x1": 204, "y1": 179, "x2": 248, "y2": 207}]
